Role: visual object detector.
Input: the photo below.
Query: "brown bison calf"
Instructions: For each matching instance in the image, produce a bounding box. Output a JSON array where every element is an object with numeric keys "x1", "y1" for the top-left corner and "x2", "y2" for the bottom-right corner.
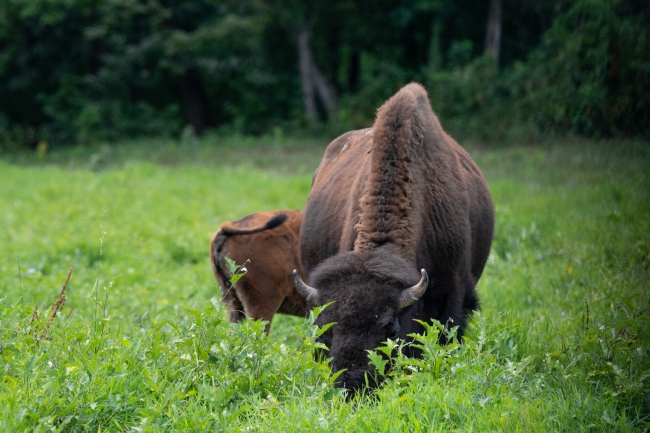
[{"x1": 210, "y1": 210, "x2": 309, "y2": 333}]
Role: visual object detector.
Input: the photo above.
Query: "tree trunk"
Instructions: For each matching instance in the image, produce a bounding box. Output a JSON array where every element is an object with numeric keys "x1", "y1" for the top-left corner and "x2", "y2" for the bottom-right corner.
[
  {"x1": 297, "y1": 25, "x2": 337, "y2": 122},
  {"x1": 428, "y1": 21, "x2": 443, "y2": 72},
  {"x1": 298, "y1": 26, "x2": 317, "y2": 122},
  {"x1": 88, "y1": 10, "x2": 102, "y2": 75},
  {"x1": 312, "y1": 60, "x2": 337, "y2": 117},
  {"x1": 179, "y1": 68, "x2": 212, "y2": 135},
  {"x1": 348, "y1": 49, "x2": 360, "y2": 92},
  {"x1": 485, "y1": 0, "x2": 502, "y2": 65}
]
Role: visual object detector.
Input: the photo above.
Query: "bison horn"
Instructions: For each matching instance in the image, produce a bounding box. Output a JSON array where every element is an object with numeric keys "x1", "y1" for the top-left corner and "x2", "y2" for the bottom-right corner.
[
  {"x1": 398, "y1": 269, "x2": 429, "y2": 309},
  {"x1": 293, "y1": 270, "x2": 319, "y2": 304}
]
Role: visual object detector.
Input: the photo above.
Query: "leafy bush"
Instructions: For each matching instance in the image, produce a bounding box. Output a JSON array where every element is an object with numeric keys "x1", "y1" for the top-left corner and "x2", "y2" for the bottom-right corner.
[
  {"x1": 512, "y1": 0, "x2": 650, "y2": 137},
  {"x1": 0, "y1": 284, "x2": 339, "y2": 431},
  {"x1": 366, "y1": 308, "x2": 650, "y2": 430},
  {"x1": 336, "y1": 52, "x2": 413, "y2": 130},
  {"x1": 0, "y1": 113, "x2": 26, "y2": 153},
  {"x1": 420, "y1": 0, "x2": 650, "y2": 140},
  {"x1": 426, "y1": 54, "x2": 513, "y2": 139}
]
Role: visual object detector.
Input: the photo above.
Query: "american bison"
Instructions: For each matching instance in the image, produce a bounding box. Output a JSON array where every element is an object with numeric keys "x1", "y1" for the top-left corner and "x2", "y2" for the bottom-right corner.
[
  {"x1": 293, "y1": 83, "x2": 494, "y2": 395},
  {"x1": 210, "y1": 210, "x2": 309, "y2": 333}
]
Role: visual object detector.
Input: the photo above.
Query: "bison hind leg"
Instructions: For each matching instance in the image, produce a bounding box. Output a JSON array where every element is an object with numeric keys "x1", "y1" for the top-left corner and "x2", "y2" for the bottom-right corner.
[{"x1": 221, "y1": 285, "x2": 246, "y2": 324}]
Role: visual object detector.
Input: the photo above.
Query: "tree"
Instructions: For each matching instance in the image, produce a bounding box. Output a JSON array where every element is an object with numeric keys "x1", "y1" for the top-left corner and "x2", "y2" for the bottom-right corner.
[
  {"x1": 268, "y1": 1, "x2": 338, "y2": 123},
  {"x1": 485, "y1": 0, "x2": 502, "y2": 64},
  {"x1": 516, "y1": 0, "x2": 650, "y2": 136},
  {"x1": 89, "y1": 0, "x2": 268, "y2": 135}
]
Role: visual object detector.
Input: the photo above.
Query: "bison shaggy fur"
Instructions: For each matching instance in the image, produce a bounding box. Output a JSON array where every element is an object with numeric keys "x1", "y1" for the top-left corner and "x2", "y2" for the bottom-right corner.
[{"x1": 296, "y1": 83, "x2": 494, "y2": 395}]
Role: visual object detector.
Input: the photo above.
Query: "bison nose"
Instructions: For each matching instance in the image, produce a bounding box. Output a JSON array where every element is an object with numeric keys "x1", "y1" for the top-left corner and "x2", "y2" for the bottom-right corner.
[
  {"x1": 334, "y1": 370, "x2": 384, "y2": 401},
  {"x1": 334, "y1": 368, "x2": 382, "y2": 394},
  {"x1": 334, "y1": 370, "x2": 366, "y2": 391}
]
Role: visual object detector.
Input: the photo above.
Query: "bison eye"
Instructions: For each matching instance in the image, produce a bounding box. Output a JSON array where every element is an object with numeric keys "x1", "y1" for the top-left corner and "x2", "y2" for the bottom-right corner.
[{"x1": 385, "y1": 320, "x2": 400, "y2": 339}]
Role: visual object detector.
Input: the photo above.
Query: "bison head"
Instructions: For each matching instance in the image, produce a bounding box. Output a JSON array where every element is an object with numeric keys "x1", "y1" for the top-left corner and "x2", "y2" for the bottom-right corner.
[{"x1": 293, "y1": 250, "x2": 428, "y2": 397}]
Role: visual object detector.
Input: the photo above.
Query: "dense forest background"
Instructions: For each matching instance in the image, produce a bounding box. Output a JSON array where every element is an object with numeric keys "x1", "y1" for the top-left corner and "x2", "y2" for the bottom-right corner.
[{"x1": 1, "y1": 0, "x2": 648, "y2": 150}]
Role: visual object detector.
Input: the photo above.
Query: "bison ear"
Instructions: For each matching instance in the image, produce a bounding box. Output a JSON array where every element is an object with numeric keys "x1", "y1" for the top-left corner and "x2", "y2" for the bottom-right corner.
[
  {"x1": 293, "y1": 270, "x2": 319, "y2": 304},
  {"x1": 398, "y1": 269, "x2": 429, "y2": 309}
]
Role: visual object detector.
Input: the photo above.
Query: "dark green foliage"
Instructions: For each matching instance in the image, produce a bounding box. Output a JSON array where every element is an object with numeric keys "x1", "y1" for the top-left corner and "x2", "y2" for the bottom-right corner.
[
  {"x1": 425, "y1": 0, "x2": 650, "y2": 139},
  {"x1": 0, "y1": 0, "x2": 648, "y2": 148},
  {"x1": 514, "y1": 0, "x2": 650, "y2": 137},
  {"x1": 0, "y1": 0, "x2": 284, "y2": 146},
  {"x1": 426, "y1": 54, "x2": 508, "y2": 139}
]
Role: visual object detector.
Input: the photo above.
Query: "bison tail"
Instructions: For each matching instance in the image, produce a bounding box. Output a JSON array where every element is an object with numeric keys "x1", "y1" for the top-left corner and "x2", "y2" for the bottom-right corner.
[
  {"x1": 209, "y1": 231, "x2": 229, "y2": 289},
  {"x1": 220, "y1": 213, "x2": 288, "y2": 237},
  {"x1": 211, "y1": 230, "x2": 229, "y2": 254}
]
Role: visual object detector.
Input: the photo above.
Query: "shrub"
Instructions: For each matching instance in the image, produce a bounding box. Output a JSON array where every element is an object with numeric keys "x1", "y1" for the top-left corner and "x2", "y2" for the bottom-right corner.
[{"x1": 513, "y1": 0, "x2": 650, "y2": 137}]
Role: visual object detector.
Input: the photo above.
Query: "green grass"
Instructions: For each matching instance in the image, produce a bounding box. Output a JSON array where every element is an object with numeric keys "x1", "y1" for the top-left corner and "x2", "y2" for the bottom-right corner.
[{"x1": 1, "y1": 136, "x2": 649, "y2": 431}]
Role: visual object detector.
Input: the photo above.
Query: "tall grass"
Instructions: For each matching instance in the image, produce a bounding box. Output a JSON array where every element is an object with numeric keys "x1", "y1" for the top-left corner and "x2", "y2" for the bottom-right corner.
[{"x1": 0, "y1": 137, "x2": 648, "y2": 431}]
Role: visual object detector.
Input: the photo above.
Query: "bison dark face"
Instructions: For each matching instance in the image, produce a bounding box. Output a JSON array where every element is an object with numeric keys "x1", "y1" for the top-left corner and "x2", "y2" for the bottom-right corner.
[{"x1": 293, "y1": 250, "x2": 428, "y2": 397}]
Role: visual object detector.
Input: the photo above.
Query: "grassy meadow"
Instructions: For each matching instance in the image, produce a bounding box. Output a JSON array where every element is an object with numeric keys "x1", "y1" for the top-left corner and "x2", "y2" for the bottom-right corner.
[{"x1": 0, "y1": 136, "x2": 649, "y2": 431}]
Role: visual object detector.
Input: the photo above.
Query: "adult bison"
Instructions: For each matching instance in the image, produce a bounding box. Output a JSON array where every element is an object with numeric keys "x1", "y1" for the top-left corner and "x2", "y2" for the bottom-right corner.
[
  {"x1": 210, "y1": 210, "x2": 309, "y2": 333},
  {"x1": 293, "y1": 83, "x2": 494, "y2": 394}
]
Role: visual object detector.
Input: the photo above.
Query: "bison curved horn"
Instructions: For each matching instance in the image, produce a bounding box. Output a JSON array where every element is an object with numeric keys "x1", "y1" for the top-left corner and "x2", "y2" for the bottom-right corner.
[
  {"x1": 398, "y1": 269, "x2": 429, "y2": 309},
  {"x1": 293, "y1": 270, "x2": 319, "y2": 304}
]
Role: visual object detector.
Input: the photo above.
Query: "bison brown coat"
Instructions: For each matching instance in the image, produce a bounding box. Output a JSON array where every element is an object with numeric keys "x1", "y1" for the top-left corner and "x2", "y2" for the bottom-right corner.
[
  {"x1": 210, "y1": 210, "x2": 309, "y2": 333},
  {"x1": 295, "y1": 83, "x2": 494, "y2": 395}
]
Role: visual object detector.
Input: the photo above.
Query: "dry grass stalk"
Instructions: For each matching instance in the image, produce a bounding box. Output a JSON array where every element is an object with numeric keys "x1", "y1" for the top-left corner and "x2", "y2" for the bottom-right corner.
[
  {"x1": 39, "y1": 267, "x2": 73, "y2": 339},
  {"x1": 29, "y1": 304, "x2": 40, "y2": 327}
]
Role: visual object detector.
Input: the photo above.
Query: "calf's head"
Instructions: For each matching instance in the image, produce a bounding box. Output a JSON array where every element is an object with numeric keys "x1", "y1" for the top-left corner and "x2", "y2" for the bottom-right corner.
[{"x1": 293, "y1": 251, "x2": 428, "y2": 396}]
